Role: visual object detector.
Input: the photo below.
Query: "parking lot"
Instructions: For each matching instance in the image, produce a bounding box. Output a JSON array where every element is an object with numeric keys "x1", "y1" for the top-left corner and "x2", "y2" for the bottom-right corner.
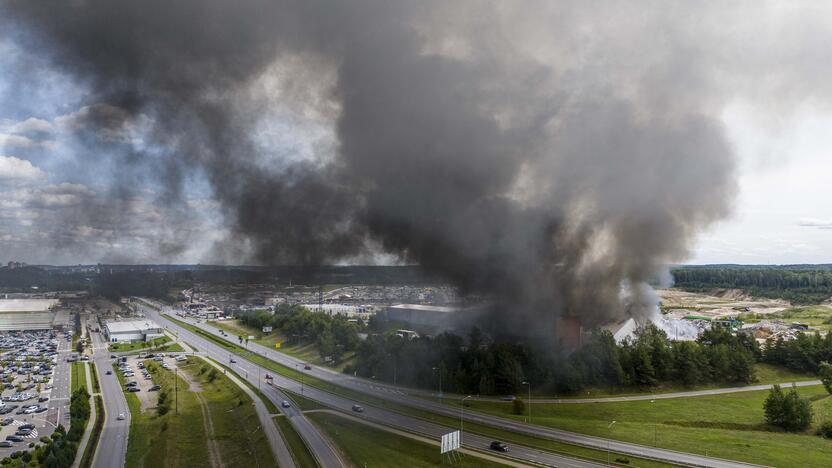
[
  {"x1": 109, "y1": 352, "x2": 191, "y2": 415},
  {"x1": 0, "y1": 330, "x2": 70, "y2": 455}
]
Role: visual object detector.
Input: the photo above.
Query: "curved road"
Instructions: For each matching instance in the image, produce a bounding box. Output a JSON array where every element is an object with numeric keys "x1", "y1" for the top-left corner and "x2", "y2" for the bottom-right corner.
[{"x1": 143, "y1": 299, "x2": 770, "y2": 468}]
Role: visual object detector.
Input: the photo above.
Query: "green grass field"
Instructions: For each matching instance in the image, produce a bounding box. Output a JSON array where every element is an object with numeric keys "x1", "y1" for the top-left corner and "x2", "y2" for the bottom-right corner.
[
  {"x1": 178, "y1": 357, "x2": 276, "y2": 467},
  {"x1": 274, "y1": 416, "x2": 318, "y2": 468},
  {"x1": 165, "y1": 314, "x2": 670, "y2": 467},
  {"x1": 71, "y1": 361, "x2": 87, "y2": 393},
  {"x1": 108, "y1": 336, "x2": 175, "y2": 352},
  {"x1": 207, "y1": 319, "x2": 355, "y2": 371},
  {"x1": 451, "y1": 385, "x2": 832, "y2": 467},
  {"x1": 307, "y1": 411, "x2": 509, "y2": 468}
]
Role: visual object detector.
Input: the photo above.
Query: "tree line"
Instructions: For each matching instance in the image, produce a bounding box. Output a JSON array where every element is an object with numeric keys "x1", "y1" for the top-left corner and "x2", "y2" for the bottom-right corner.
[
  {"x1": 233, "y1": 304, "x2": 361, "y2": 364},
  {"x1": 349, "y1": 324, "x2": 759, "y2": 396},
  {"x1": 672, "y1": 267, "x2": 832, "y2": 304}
]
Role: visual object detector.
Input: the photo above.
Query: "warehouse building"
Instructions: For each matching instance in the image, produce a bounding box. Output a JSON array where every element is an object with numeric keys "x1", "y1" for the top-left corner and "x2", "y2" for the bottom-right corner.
[
  {"x1": 386, "y1": 303, "x2": 487, "y2": 331},
  {"x1": 105, "y1": 319, "x2": 165, "y2": 343},
  {"x1": 0, "y1": 299, "x2": 60, "y2": 331}
]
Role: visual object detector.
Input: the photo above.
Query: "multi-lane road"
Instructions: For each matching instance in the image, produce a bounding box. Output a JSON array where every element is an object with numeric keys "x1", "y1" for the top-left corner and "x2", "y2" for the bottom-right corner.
[
  {"x1": 141, "y1": 299, "x2": 769, "y2": 468},
  {"x1": 140, "y1": 302, "x2": 615, "y2": 468},
  {"x1": 87, "y1": 318, "x2": 130, "y2": 468}
]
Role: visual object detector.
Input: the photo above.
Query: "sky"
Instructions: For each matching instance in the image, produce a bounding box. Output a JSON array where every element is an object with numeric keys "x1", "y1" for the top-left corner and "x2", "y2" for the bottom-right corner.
[{"x1": 1, "y1": 2, "x2": 832, "y2": 268}]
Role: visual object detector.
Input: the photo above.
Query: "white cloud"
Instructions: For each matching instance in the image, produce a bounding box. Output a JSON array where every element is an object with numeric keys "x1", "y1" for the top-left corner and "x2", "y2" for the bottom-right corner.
[
  {"x1": 10, "y1": 117, "x2": 54, "y2": 136},
  {"x1": 0, "y1": 155, "x2": 46, "y2": 182}
]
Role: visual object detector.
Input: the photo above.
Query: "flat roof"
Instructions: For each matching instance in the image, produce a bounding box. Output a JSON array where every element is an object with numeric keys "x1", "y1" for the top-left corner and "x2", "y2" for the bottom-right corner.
[
  {"x1": 0, "y1": 299, "x2": 59, "y2": 313},
  {"x1": 388, "y1": 303, "x2": 460, "y2": 313},
  {"x1": 106, "y1": 319, "x2": 161, "y2": 334}
]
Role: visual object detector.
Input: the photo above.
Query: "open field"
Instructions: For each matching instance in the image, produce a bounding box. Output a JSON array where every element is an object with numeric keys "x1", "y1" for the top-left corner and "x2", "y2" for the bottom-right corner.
[
  {"x1": 738, "y1": 305, "x2": 832, "y2": 331},
  {"x1": 274, "y1": 415, "x2": 318, "y2": 468},
  {"x1": 659, "y1": 288, "x2": 789, "y2": 318},
  {"x1": 118, "y1": 355, "x2": 274, "y2": 468},
  {"x1": 307, "y1": 411, "x2": 509, "y2": 468},
  {"x1": 207, "y1": 319, "x2": 356, "y2": 371},
  {"x1": 452, "y1": 385, "x2": 832, "y2": 467},
  {"x1": 71, "y1": 361, "x2": 87, "y2": 393},
  {"x1": 108, "y1": 336, "x2": 184, "y2": 353},
  {"x1": 165, "y1": 314, "x2": 672, "y2": 468}
]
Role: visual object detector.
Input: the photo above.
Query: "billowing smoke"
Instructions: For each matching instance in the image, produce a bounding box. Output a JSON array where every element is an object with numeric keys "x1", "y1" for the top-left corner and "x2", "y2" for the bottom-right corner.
[{"x1": 2, "y1": 1, "x2": 740, "y2": 332}]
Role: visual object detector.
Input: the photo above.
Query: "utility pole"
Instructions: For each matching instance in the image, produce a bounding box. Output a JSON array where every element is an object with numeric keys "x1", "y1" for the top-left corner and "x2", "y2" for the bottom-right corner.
[
  {"x1": 175, "y1": 368, "x2": 179, "y2": 415},
  {"x1": 460, "y1": 395, "x2": 472, "y2": 444},
  {"x1": 522, "y1": 380, "x2": 531, "y2": 423},
  {"x1": 607, "y1": 420, "x2": 616, "y2": 466}
]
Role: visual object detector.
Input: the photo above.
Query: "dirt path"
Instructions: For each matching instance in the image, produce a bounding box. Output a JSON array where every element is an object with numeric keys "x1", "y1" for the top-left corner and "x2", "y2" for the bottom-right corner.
[{"x1": 196, "y1": 392, "x2": 224, "y2": 468}]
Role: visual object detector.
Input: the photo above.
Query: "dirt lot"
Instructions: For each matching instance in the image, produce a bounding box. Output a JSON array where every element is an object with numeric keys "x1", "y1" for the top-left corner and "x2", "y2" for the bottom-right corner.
[
  {"x1": 659, "y1": 288, "x2": 790, "y2": 319},
  {"x1": 122, "y1": 355, "x2": 198, "y2": 413}
]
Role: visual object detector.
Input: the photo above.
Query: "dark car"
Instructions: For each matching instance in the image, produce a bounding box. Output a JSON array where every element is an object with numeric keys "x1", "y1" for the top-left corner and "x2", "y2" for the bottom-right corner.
[
  {"x1": 106, "y1": 370, "x2": 112, "y2": 375},
  {"x1": 489, "y1": 441, "x2": 509, "y2": 452},
  {"x1": 35, "y1": 407, "x2": 48, "y2": 413},
  {"x1": 304, "y1": 364, "x2": 312, "y2": 370},
  {"x1": 38, "y1": 397, "x2": 48, "y2": 402},
  {"x1": 351, "y1": 404, "x2": 364, "y2": 413},
  {"x1": 125, "y1": 381, "x2": 138, "y2": 387},
  {"x1": 229, "y1": 358, "x2": 237, "y2": 364},
  {"x1": 0, "y1": 418, "x2": 12, "y2": 426},
  {"x1": 19, "y1": 424, "x2": 34, "y2": 430},
  {"x1": 127, "y1": 387, "x2": 140, "y2": 392},
  {"x1": 149, "y1": 385, "x2": 161, "y2": 391},
  {"x1": 14, "y1": 430, "x2": 32, "y2": 436},
  {"x1": 500, "y1": 395, "x2": 516, "y2": 402},
  {"x1": 5, "y1": 436, "x2": 23, "y2": 442},
  {"x1": 0, "y1": 441, "x2": 12, "y2": 448},
  {"x1": 111, "y1": 354, "x2": 117, "y2": 359}
]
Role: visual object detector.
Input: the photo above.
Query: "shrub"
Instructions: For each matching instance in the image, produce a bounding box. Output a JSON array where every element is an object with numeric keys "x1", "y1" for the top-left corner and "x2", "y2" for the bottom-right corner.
[
  {"x1": 819, "y1": 421, "x2": 832, "y2": 438},
  {"x1": 764, "y1": 384, "x2": 813, "y2": 432},
  {"x1": 511, "y1": 398, "x2": 526, "y2": 415}
]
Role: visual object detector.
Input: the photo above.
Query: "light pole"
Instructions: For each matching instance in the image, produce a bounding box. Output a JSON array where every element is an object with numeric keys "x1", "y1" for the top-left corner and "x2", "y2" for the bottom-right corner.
[
  {"x1": 650, "y1": 399, "x2": 656, "y2": 447},
  {"x1": 432, "y1": 366, "x2": 442, "y2": 401},
  {"x1": 607, "y1": 420, "x2": 616, "y2": 466},
  {"x1": 522, "y1": 380, "x2": 531, "y2": 423},
  {"x1": 460, "y1": 395, "x2": 472, "y2": 444}
]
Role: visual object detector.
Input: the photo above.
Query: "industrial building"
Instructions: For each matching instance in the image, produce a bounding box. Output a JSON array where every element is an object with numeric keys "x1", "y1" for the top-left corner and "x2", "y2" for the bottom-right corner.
[
  {"x1": 386, "y1": 303, "x2": 486, "y2": 331},
  {"x1": 104, "y1": 319, "x2": 165, "y2": 343},
  {"x1": 0, "y1": 299, "x2": 60, "y2": 331}
]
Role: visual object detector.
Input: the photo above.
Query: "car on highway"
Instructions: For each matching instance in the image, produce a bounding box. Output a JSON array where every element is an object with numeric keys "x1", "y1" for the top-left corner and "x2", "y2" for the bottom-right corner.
[
  {"x1": 117, "y1": 413, "x2": 126, "y2": 420},
  {"x1": 303, "y1": 364, "x2": 311, "y2": 370},
  {"x1": 229, "y1": 358, "x2": 237, "y2": 364},
  {"x1": 0, "y1": 441, "x2": 13, "y2": 448},
  {"x1": 351, "y1": 404, "x2": 364, "y2": 413},
  {"x1": 106, "y1": 370, "x2": 112, "y2": 375},
  {"x1": 281, "y1": 400, "x2": 290, "y2": 408},
  {"x1": 500, "y1": 395, "x2": 516, "y2": 402},
  {"x1": 489, "y1": 441, "x2": 509, "y2": 452}
]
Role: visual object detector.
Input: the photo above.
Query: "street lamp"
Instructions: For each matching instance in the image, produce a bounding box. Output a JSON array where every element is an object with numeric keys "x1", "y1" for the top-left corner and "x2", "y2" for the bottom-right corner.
[
  {"x1": 607, "y1": 420, "x2": 617, "y2": 467},
  {"x1": 432, "y1": 366, "x2": 443, "y2": 401},
  {"x1": 522, "y1": 380, "x2": 531, "y2": 423},
  {"x1": 460, "y1": 395, "x2": 473, "y2": 444},
  {"x1": 650, "y1": 399, "x2": 656, "y2": 447}
]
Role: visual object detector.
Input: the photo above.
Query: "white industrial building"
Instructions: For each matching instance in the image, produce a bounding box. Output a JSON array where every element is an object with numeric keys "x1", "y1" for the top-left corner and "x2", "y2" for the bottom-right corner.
[
  {"x1": 0, "y1": 299, "x2": 60, "y2": 331},
  {"x1": 105, "y1": 319, "x2": 165, "y2": 343}
]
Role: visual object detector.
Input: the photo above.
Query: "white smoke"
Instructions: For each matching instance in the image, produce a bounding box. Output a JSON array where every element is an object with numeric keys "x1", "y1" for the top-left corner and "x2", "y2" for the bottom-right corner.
[{"x1": 621, "y1": 279, "x2": 700, "y2": 341}]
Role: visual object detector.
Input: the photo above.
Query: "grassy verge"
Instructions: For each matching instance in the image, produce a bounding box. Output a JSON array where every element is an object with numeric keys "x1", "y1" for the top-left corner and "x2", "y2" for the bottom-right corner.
[
  {"x1": 164, "y1": 314, "x2": 671, "y2": 467},
  {"x1": 71, "y1": 361, "x2": 87, "y2": 393},
  {"x1": 178, "y1": 357, "x2": 275, "y2": 468},
  {"x1": 285, "y1": 390, "x2": 328, "y2": 411},
  {"x1": 205, "y1": 356, "x2": 279, "y2": 414},
  {"x1": 79, "y1": 395, "x2": 105, "y2": 468},
  {"x1": 451, "y1": 385, "x2": 832, "y2": 467},
  {"x1": 273, "y1": 416, "x2": 319, "y2": 468},
  {"x1": 109, "y1": 336, "x2": 173, "y2": 352},
  {"x1": 207, "y1": 319, "x2": 355, "y2": 371},
  {"x1": 89, "y1": 363, "x2": 100, "y2": 393},
  {"x1": 119, "y1": 361, "x2": 211, "y2": 468},
  {"x1": 307, "y1": 411, "x2": 509, "y2": 468}
]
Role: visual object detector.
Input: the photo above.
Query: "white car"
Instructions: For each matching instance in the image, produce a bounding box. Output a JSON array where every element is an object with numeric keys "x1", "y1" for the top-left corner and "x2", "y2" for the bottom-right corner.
[
  {"x1": 123, "y1": 373, "x2": 134, "y2": 377},
  {"x1": 161, "y1": 363, "x2": 169, "y2": 369},
  {"x1": 117, "y1": 413, "x2": 125, "y2": 420},
  {"x1": 24, "y1": 406, "x2": 38, "y2": 414}
]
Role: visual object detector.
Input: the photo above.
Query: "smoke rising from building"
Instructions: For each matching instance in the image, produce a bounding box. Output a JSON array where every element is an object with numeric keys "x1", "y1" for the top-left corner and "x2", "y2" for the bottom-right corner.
[{"x1": 3, "y1": 1, "x2": 747, "y2": 331}]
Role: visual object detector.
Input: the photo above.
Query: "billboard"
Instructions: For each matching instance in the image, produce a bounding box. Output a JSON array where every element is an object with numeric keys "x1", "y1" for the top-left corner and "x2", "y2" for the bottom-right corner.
[{"x1": 440, "y1": 430, "x2": 460, "y2": 454}]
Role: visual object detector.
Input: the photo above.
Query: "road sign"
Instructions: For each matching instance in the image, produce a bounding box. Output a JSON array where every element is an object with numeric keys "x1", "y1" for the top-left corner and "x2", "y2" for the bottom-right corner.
[
  {"x1": 275, "y1": 342, "x2": 281, "y2": 349},
  {"x1": 440, "y1": 430, "x2": 460, "y2": 454}
]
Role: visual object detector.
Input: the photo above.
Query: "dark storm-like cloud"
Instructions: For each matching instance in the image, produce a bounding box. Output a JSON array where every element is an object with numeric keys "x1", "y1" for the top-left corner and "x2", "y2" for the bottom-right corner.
[{"x1": 2, "y1": 1, "x2": 745, "y2": 329}]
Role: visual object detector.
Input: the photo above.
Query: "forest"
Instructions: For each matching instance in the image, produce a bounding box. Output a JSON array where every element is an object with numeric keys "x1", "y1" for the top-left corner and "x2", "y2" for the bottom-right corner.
[{"x1": 672, "y1": 266, "x2": 832, "y2": 304}]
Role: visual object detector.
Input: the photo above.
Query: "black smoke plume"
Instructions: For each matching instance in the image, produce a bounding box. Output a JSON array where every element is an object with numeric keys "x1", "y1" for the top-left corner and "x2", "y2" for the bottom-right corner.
[{"x1": 2, "y1": 1, "x2": 736, "y2": 333}]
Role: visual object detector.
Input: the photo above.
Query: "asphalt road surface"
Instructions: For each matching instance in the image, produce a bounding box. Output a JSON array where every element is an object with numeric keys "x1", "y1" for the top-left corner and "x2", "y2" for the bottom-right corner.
[
  {"x1": 142, "y1": 303, "x2": 609, "y2": 468},
  {"x1": 88, "y1": 320, "x2": 130, "y2": 468},
  {"x1": 143, "y1": 299, "x2": 770, "y2": 468}
]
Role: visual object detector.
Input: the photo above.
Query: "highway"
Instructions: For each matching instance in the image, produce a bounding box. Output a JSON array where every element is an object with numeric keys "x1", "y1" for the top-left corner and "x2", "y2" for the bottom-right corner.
[
  {"x1": 141, "y1": 302, "x2": 614, "y2": 468},
  {"x1": 142, "y1": 299, "x2": 768, "y2": 468},
  {"x1": 87, "y1": 321, "x2": 130, "y2": 468}
]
